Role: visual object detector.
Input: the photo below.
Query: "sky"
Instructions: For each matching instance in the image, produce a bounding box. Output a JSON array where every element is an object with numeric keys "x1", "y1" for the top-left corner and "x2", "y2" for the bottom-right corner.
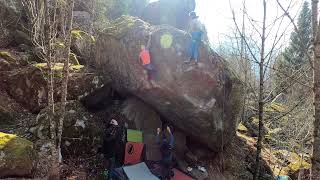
[{"x1": 195, "y1": 0, "x2": 308, "y2": 48}]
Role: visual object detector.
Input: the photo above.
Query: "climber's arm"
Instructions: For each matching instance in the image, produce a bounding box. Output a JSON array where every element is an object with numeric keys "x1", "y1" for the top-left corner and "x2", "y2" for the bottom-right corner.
[
  {"x1": 139, "y1": 52, "x2": 143, "y2": 64},
  {"x1": 166, "y1": 126, "x2": 174, "y2": 148},
  {"x1": 156, "y1": 128, "x2": 161, "y2": 145},
  {"x1": 188, "y1": 20, "x2": 194, "y2": 33},
  {"x1": 146, "y1": 33, "x2": 152, "y2": 49}
]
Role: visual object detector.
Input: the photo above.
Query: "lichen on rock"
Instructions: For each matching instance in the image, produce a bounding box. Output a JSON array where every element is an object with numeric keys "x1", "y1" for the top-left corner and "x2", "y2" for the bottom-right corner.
[{"x1": 0, "y1": 132, "x2": 36, "y2": 178}]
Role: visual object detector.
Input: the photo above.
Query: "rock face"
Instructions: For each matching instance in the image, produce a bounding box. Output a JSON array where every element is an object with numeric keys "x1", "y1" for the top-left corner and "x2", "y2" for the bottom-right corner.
[
  {"x1": 30, "y1": 101, "x2": 105, "y2": 157},
  {"x1": 0, "y1": 0, "x2": 28, "y2": 48},
  {"x1": 121, "y1": 97, "x2": 162, "y2": 160},
  {"x1": 141, "y1": 0, "x2": 195, "y2": 30},
  {"x1": 95, "y1": 16, "x2": 243, "y2": 151},
  {"x1": 71, "y1": 11, "x2": 95, "y2": 65},
  {"x1": 0, "y1": 64, "x2": 104, "y2": 113},
  {"x1": 0, "y1": 0, "x2": 21, "y2": 47},
  {"x1": 0, "y1": 132, "x2": 37, "y2": 178}
]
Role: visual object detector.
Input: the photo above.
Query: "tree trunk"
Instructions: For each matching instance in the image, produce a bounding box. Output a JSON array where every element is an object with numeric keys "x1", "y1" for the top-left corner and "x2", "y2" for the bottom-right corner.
[
  {"x1": 57, "y1": 0, "x2": 74, "y2": 164},
  {"x1": 253, "y1": 0, "x2": 267, "y2": 180},
  {"x1": 312, "y1": 0, "x2": 320, "y2": 179},
  {"x1": 43, "y1": 0, "x2": 59, "y2": 179}
]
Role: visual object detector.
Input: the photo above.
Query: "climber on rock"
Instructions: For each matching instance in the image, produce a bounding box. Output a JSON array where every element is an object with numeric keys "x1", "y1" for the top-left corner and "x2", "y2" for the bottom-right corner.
[
  {"x1": 102, "y1": 119, "x2": 125, "y2": 178},
  {"x1": 186, "y1": 11, "x2": 204, "y2": 65},
  {"x1": 139, "y1": 32, "x2": 154, "y2": 80},
  {"x1": 156, "y1": 126, "x2": 174, "y2": 180}
]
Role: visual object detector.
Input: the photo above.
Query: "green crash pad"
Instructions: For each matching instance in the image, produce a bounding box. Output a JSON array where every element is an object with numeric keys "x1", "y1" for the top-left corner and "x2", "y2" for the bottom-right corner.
[{"x1": 127, "y1": 129, "x2": 143, "y2": 142}]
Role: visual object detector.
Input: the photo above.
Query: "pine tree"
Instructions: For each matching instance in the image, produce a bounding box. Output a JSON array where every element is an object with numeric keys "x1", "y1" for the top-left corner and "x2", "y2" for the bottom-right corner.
[
  {"x1": 283, "y1": 1, "x2": 312, "y2": 67},
  {"x1": 274, "y1": 1, "x2": 312, "y2": 93}
]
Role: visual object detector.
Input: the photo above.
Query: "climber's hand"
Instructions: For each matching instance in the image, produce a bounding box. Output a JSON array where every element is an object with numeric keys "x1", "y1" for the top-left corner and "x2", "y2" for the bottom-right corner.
[
  {"x1": 157, "y1": 128, "x2": 161, "y2": 134},
  {"x1": 167, "y1": 126, "x2": 171, "y2": 134}
]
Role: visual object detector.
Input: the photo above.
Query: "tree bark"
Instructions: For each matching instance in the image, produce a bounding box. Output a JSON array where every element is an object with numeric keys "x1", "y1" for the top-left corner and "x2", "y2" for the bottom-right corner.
[
  {"x1": 312, "y1": 0, "x2": 320, "y2": 179},
  {"x1": 43, "y1": 0, "x2": 60, "y2": 179},
  {"x1": 57, "y1": 0, "x2": 74, "y2": 164},
  {"x1": 253, "y1": 0, "x2": 267, "y2": 180}
]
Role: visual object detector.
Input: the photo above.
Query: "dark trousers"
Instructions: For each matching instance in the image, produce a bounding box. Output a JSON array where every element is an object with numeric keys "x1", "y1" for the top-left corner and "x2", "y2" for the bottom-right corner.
[{"x1": 160, "y1": 159, "x2": 172, "y2": 180}]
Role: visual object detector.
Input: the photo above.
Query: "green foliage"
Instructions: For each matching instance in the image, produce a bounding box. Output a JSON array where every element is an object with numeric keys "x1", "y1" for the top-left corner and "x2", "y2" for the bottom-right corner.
[
  {"x1": 274, "y1": 1, "x2": 312, "y2": 94},
  {"x1": 283, "y1": 1, "x2": 312, "y2": 67}
]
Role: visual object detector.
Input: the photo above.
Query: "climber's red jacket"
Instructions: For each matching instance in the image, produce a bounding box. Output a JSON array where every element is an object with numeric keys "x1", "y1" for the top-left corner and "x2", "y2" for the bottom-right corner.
[{"x1": 139, "y1": 49, "x2": 151, "y2": 65}]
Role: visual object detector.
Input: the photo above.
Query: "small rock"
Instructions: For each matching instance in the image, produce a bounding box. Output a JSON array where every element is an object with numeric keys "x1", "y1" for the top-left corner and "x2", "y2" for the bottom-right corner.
[
  {"x1": 40, "y1": 142, "x2": 52, "y2": 152},
  {"x1": 65, "y1": 141, "x2": 71, "y2": 146},
  {"x1": 75, "y1": 119, "x2": 86, "y2": 129}
]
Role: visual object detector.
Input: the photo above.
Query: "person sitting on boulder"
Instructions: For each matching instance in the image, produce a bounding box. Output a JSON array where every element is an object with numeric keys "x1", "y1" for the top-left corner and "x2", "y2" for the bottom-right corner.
[
  {"x1": 156, "y1": 126, "x2": 174, "y2": 180},
  {"x1": 186, "y1": 11, "x2": 204, "y2": 65},
  {"x1": 139, "y1": 33, "x2": 154, "y2": 80},
  {"x1": 102, "y1": 119, "x2": 124, "y2": 179}
]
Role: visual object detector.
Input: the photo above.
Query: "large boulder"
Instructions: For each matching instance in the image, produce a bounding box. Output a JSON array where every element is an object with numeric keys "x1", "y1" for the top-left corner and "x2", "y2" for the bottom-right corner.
[
  {"x1": 95, "y1": 16, "x2": 243, "y2": 151},
  {"x1": 0, "y1": 0, "x2": 29, "y2": 48},
  {"x1": 141, "y1": 0, "x2": 195, "y2": 30},
  {"x1": 0, "y1": 0, "x2": 21, "y2": 47},
  {"x1": 0, "y1": 64, "x2": 104, "y2": 113},
  {"x1": 0, "y1": 132, "x2": 37, "y2": 178},
  {"x1": 71, "y1": 11, "x2": 94, "y2": 64},
  {"x1": 30, "y1": 101, "x2": 105, "y2": 157}
]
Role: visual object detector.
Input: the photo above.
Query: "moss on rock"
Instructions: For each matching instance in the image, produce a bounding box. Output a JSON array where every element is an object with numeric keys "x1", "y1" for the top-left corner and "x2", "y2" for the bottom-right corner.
[
  {"x1": 33, "y1": 63, "x2": 84, "y2": 71},
  {"x1": 0, "y1": 51, "x2": 16, "y2": 62},
  {"x1": 103, "y1": 15, "x2": 150, "y2": 39},
  {"x1": 0, "y1": 132, "x2": 36, "y2": 178}
]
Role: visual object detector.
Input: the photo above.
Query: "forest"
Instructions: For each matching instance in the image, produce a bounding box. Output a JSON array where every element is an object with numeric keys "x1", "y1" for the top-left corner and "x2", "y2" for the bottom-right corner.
[{"x1": 0, "y1": 0, "x2": 320, "y2": 180}]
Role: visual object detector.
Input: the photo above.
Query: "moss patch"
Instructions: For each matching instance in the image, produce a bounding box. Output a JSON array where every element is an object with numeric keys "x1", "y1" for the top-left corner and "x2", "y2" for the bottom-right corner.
[
  {"x1": 33, "y1": 63, "x2": 84, "y2": 71},
  {"x1": 0, "y1": 132, "x2": 16, "y2": 150},
  {"x1": 272, "y1": 150, "x2": 311, "y2": 176},
  {"x1": 103, "y1": 16, "x2": 145, "y2": 39},
  {"x1": 0, "y1": 60, "x2": 9, "y2": 65},
  {"x1": 237, "y1": 122, "x2": 248, "y2": 132},
  {"x1": 71, "y1": 29, "x2": 96, "y2": 43},
  {"x1": 0, "y1": 51, "x2": 15, "y2": 62},
  {"x1": 0, "y1": 132, "x2": 36, "y2": 178},
  {"x1": 69, "y1": 53, "x2": 80, "y2": 65},
  {"x1": 265, "y1": 102, "x2": 286, "y2": 113}
]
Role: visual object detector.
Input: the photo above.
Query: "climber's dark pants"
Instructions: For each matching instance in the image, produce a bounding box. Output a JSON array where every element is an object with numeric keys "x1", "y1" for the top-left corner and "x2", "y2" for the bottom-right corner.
[
  {"x1": 144, "y1": 63, "x2": 155, "y2": 80},
  {"x1": 108, "y1": 157, "x2": 116, "y2": 169},
  {"x1": 160, "y1": 159, "x2": 173, "y2": 180},
  {"x1": 188, "y1": 31, "x2": 203, "y2": 62}
]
